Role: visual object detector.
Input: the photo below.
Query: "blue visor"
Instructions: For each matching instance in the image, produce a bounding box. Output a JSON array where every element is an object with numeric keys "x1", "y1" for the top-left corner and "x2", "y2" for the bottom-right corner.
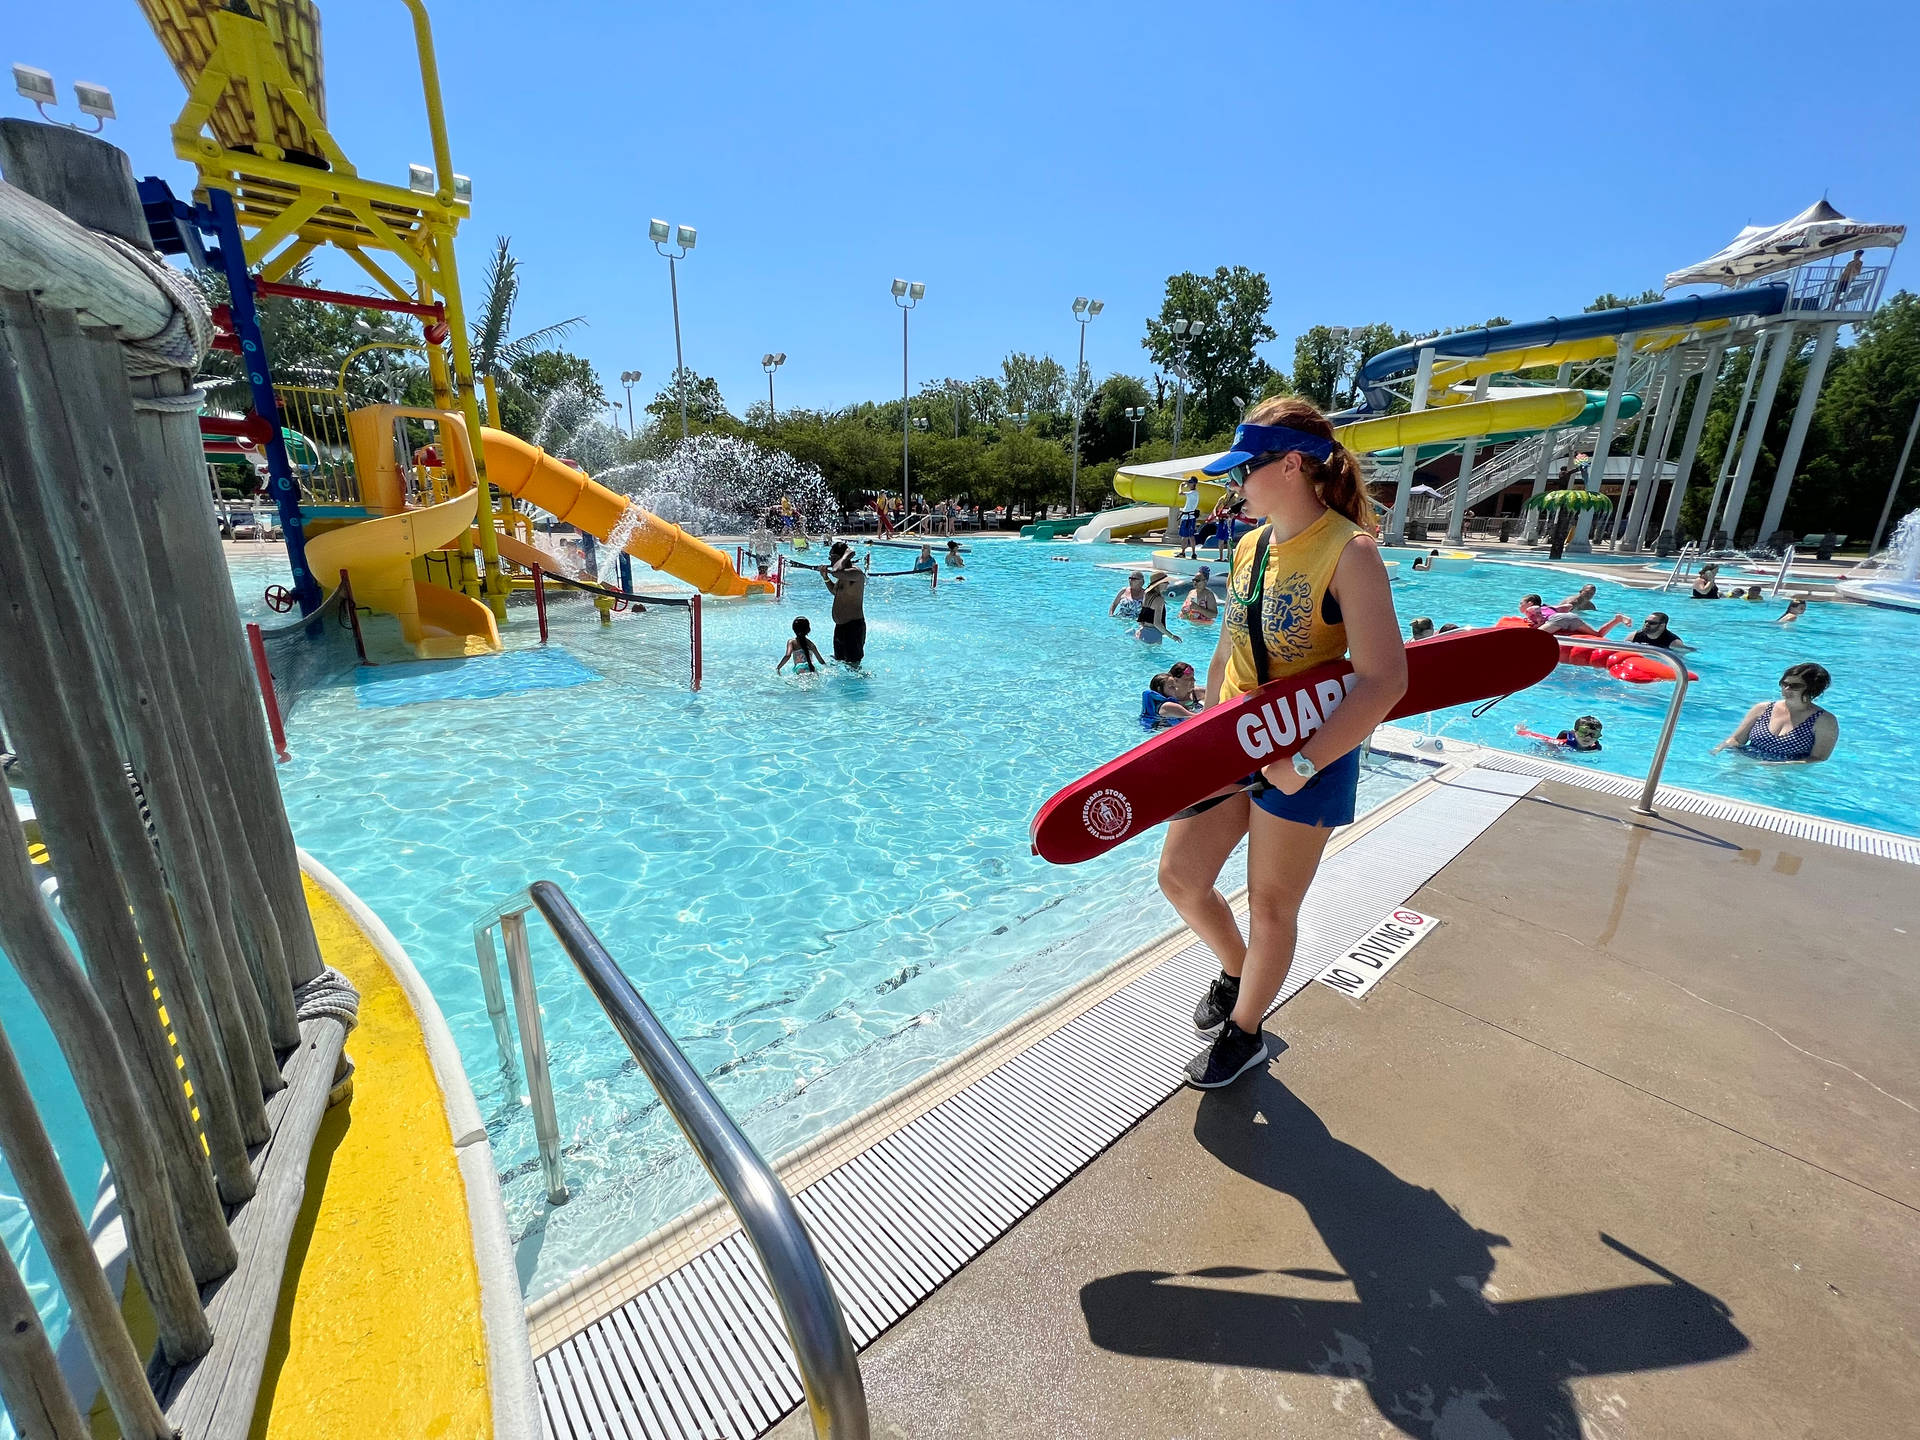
[{"x1": 1200, "y1": 422, "x2": 1337, "y2": 477}]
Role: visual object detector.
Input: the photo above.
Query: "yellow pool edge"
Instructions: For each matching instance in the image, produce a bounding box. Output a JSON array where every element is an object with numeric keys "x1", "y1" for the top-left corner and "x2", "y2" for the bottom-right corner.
[{"x1": 296, "y1": 850, "x2": 540, "y2": 1440}]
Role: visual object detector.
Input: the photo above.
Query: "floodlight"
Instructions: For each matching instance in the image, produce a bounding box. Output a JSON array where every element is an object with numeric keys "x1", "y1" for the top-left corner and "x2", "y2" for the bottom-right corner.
[
  {"x1": 1088, "y1": 299, "x2": 1104, "y2": 317},
  {"x1": 1328, "y1": 325, "x2": 1349, "y2": 340},
  {"x1": 675, "y1": 224, "x2": 697, "y2": 250},
  {"x1": 1171, "y1": 319, "x2": 1188, "y2": 337},
  {"x1": 908, "y1": 281, "x2": 925, "y2": 301},
  {"x1": 408, "y1": 164, "x2": 434, "y2": 193},
  {"x1": 773, "y1": 352, "x2": 786, "y2": 365},
  {"x1": 72, "y1": 80, "x2": 114, "y2": 120},
  {"x1": 1189, "y1": 319, "x2": 1207, "y2": 337},
  {"x1": 650, "y1": 219, "x2": 671, "y2": 244},
  {"x1": 13, "y1": 65, "x2": 55, "y2": 105},
  {"x1": 1073, "y1": 297, "x2": 1089, "y2": 316},
  {"x1": 891, "y1": 278, "x2": 909, "y2": 297},
  {"x1": 451, "y1": 173, "x2": 472, "y2": 203}
]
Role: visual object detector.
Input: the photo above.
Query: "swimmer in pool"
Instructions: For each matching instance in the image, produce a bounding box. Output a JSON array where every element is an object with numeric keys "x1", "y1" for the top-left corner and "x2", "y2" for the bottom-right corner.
[
  {"x1": 945, "y1": 540, "x2": 964, "y2": 569},
  {"x1": 1110, "y1": 571, "x2": 1147, "y2": 619},
  {"x1": 1135, "y1": 573, "x2": 1181, "y2": 643},
  {"x1": 1516, "y1": 715, "x2": 1603, "y2": 752},
  {"x1": 1714, "y1": 662, "x2": 1839, "y2": 763},
  {"x1": 1519, "y1": 594, "x2": 1632, "y2": 637},
  {"x1": 1179, "y1": 567, "x2": 1219, "y2": 623},
  {"x1": 1777, "y1": 596, "x2": 1808, "y2": 624},
  {"x1": 775, "y1": 616, "x2": 826, "y2": 673}
]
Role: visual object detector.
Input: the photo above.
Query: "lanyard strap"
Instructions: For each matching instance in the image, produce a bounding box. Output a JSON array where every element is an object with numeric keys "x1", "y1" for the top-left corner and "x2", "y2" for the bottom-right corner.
[{"x1": 1244, "y1": 525, "x2": 1273, "y2": 688}]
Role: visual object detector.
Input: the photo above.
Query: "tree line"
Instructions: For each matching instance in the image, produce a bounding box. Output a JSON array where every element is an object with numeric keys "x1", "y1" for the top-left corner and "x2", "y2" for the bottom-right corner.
[{"x1": 205, "y1": 239, "x2": 1918, "y2": 540}]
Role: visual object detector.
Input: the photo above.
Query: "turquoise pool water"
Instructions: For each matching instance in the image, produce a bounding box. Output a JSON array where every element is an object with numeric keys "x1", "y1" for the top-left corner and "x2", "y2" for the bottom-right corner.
[
  {"x1": 1386, "y1": 556, "x2": 1919, "y2": 834},
  {"x1": 262, "y1": 539, "x2": 1423, "y2": 1297}
]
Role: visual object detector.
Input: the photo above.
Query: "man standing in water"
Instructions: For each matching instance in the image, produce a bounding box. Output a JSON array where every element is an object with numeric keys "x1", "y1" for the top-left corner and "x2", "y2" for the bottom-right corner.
[{"x1": 797, "y1": 540, "x2": 868, "y2": 665}]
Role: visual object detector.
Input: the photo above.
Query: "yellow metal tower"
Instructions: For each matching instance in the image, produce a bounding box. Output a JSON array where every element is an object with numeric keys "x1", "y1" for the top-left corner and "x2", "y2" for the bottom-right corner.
[{"x1": 140, "y1": 0, "x2": 506, "y2": 614}]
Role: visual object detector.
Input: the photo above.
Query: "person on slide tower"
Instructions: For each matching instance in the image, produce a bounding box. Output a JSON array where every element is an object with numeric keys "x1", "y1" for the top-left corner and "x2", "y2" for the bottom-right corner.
[{"x1": 1156, "y1": 397, "x2": 1407, "y2": 1090}]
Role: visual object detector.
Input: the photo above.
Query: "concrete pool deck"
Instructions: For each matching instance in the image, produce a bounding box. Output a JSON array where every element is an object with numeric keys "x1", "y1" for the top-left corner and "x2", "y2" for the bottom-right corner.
[{"x1": 779, "y1": 778, "x2": 1920, "y2": 1438}]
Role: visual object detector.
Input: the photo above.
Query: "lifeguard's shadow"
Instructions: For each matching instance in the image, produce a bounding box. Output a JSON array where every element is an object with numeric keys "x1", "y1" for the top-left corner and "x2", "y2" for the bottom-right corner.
[{"x1": 1080, "y1": 1070, "x2": 1748, "y2": 1437}]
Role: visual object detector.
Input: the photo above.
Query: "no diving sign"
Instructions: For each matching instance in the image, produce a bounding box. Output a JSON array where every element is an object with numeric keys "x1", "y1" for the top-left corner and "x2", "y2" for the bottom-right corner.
[{"x1": 1315, "y1": 908, "x2": 1438, "y2": 999}]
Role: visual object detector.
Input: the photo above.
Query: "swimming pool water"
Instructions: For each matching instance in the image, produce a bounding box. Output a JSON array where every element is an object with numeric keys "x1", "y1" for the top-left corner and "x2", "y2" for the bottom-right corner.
[
  {"x1": 266, "y1": 539, "x2": 1422, "y2": 1298},
  {"x1": 1386, "y1": 556, "x2": 1919, "y2": 834}
]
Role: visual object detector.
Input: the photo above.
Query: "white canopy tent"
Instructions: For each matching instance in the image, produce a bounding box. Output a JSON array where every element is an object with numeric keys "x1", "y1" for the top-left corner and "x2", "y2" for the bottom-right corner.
[{"x1": 1664, "y1": 199, "x2": 1905, "y2": 290}]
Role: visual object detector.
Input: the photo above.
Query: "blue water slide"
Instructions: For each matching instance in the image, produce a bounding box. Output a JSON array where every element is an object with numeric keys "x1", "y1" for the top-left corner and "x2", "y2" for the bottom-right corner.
[{"x1": 1355, "y1": 284, "x2": 1791, "y2": 410}]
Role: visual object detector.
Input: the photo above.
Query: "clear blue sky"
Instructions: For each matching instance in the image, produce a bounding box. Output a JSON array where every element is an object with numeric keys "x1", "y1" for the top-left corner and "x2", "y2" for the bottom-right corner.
[{"x1": 12, "y1": 1, "x2": 1918, "y2": 419}]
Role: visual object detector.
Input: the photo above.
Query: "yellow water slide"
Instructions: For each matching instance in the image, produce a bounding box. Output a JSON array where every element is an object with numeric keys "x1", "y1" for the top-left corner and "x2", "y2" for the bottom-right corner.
[
  {"x1": 480, "y1": 429, "x2": 774, "y2": 597},
  {"x1": 1114, "y1": 389, "x2": 1594, "y2": 509},
  {"x1": 303, "y1": 488, "x2": 501, "y2": 659}
]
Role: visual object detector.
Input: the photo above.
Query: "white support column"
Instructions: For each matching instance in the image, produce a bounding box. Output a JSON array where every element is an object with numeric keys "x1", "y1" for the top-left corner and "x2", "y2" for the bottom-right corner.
[
  {"x1": 1606, "y1": 389, "x2": 1656, "y2": 545},
  {"x1": 1614, "y1": 348, "x2": 1681, "y2": 547},
  {"x1": 1657, "y1": 340, "x2": 1726, "y2": 548},
  {"x1": 1387, "y1": 346, "x2": 1435, "y2": 543},
  {"x1": 1699, "y1": 330, "x2": 1768, "y2": 548},
  {"x1": 1572, "y1": 333, "x2": 1638, "y2": 550},
  {"x1": 1445, "y1": 372, "x2": 1492, "y2": 542},
  {"x1": 1520, "y1": 360, "x2": 1574, "y2": 543},
  {"x1": 1626, "y1": 350, "x2": 1691, "y2": 551},
  {"x1": 1718, "y1": 323, "x2": 1795, "y2": 544},
  {"x1": 1756, "y1": 322, "x2": 1839, "y2": 543}
]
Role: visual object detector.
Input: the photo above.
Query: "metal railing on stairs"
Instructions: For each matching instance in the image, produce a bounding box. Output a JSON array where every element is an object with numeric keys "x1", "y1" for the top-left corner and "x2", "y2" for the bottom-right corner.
[{"x1": 473, "y1": 883, "x2": 870, "y2": 1440}]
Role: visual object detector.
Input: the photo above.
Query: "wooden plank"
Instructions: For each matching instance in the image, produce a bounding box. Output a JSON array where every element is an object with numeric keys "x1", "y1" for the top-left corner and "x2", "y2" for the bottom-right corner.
[
  {"x1": 152, "y1": 1017, "x2": 346, "y2": 1439},
  {"x1": 0, "y1": 178, "x2": 170, "y2": 339}
]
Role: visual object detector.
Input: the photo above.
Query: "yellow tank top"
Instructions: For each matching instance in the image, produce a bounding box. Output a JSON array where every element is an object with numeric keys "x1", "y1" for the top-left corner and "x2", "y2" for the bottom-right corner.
[{"x1": 1220, "y1": 509, "x2": 1366, "y2": 702}]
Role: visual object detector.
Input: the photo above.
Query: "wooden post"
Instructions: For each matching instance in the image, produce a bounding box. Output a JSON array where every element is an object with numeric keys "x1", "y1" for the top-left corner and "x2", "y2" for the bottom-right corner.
[
  {"x1": 0, "y1": 298, "x2": 277, "y2": 1138},
  {"x1": 689, "y1": 593, "x2": 703, "y2": 692},
  {"x1": 0, "y1": 781, "x2": 210, "y2": 1364},
  {"x1": 0, "y1": 1237, "x2": 89, "y2": 1440},
  {"x1": 20, "y1": 306, "x2": 283, "y2": 1099},
  {"x1": 0, "y1": 1016, "x2": 175, "y2": 1440},
  {"x1": 74, "y1": 320, "x2": 302, "y2": 1054},
  {"x1": 533, "y1": 565, "x2": 548, "y2": 642},
  {"x1": 0, "y1": 304, "x2": 257, "y2": 1216}
]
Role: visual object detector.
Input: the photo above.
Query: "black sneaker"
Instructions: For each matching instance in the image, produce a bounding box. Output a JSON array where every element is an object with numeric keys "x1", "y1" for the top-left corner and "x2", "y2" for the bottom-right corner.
[
  {"x1": 1193, "y1": 971, "x2": 1241, "y2": 1035},
  {"x1": 1185, "y1": 1020, "x2": 1271, "y2": 1089}
]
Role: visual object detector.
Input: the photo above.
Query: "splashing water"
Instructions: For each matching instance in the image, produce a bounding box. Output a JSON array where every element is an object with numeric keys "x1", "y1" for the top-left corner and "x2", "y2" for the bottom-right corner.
[
  {"x1": 608, "y1": 432, "x2": 839, "y2": 538},
  {"x1": 1885, "y1": 509, "x2": 1920, "y2": 586}
]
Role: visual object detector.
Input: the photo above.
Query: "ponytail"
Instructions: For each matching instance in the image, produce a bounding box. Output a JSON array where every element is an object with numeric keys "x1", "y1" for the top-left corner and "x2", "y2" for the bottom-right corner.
[{"x1": 1241, "y1": 395, "x2": 1376, "y2": 535}]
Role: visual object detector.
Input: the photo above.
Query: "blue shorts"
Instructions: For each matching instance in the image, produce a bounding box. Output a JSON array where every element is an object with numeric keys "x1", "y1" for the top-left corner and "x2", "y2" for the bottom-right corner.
[
  {"x1": 1178, "y1": 514, "x2": 1198, "y2": 537},
  {"x1": 1251, "y1": 746, "x2": 1361, "y2": 828}
]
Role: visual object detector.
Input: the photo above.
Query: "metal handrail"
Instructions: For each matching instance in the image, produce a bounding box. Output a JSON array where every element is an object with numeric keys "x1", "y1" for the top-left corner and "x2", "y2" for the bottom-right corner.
[
  {"x1": 527, "y1": 881, "x2": 870, "y2": 1440},
  {"x1": 1658, "y1": 543, "x2": 1699, "y2": 592},
  {"x1": 1770, "y1": 544, "x2": 1797, "y2": 597},
  {"x1": 1560, "y1": 638, "x2": 1693, "y2": 815}
]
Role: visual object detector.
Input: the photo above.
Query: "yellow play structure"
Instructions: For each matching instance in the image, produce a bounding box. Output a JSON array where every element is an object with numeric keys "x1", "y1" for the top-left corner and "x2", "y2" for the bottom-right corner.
[
  {"x1": 143, "y1": 0, "x2": 769, "y2": 662},
  {"x1": 298, "y1": 406, "x2": 772, "y2": 659}
]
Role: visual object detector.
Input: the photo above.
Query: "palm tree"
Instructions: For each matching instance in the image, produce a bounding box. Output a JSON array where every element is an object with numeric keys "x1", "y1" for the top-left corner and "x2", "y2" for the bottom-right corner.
[
  {"x1": 1526, "y1": 488, "x2": 1614, "y2": 561},
  {"x1": 470, "y1": 235, "x2": 586, "y2": 422}
]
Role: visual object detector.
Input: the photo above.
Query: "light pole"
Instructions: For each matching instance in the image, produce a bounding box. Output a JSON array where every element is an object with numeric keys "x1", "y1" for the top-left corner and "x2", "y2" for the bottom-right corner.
[
  {"x1": 945, "y1": 378, "x2": 964, "y2": 438},
  {"x1": 892, "y1": 278, "x2": 925, "y2": 517},
  {"x1": 619, "y1": 369, "x2": 642, "y2": 435},
  {"x1": 1124, "y1": 404, "x2": 1148, "y2": 452},
  {"x1": 1168, "y1": 317, "x2": 1206, "y2": 459},
  {"x1": 649, "y1": 219, "x2": 697, "y2": 439},
  {"x1": 1068, "y1": 296, "x2": 1105, "y2": 516},
  {"x1": 761, "y1": 352, "x2": 785, "y2": 426}
]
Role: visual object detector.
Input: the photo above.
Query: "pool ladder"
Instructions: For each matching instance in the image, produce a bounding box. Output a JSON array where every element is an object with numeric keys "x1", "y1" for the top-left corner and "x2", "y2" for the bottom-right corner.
[{"x1": 473, "y1": 884, "x2": 870, "y2": 1439}]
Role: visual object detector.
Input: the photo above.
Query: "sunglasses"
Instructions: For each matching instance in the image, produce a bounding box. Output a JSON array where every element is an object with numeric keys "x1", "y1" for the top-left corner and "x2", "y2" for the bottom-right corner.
[{"x1": 1575, "y1": 723, "x2": 1602, "y2": 734}]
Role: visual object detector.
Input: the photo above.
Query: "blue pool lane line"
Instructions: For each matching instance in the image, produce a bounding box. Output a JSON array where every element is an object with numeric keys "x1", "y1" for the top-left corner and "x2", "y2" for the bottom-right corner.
[{"x1": 354, "y1": 648, "x2": 603, "y2": 709}]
